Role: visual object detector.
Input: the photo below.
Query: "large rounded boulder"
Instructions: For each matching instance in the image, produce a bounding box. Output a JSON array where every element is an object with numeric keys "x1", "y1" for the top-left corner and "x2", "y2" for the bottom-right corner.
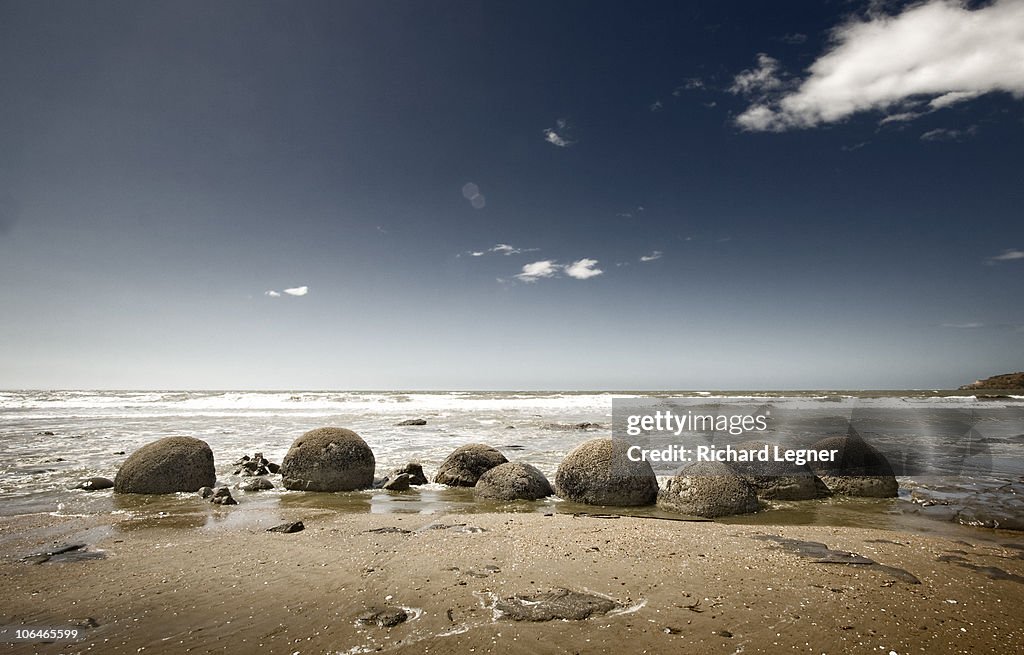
[
  {"x1": 434, "y1": 444, "x2": 507, "y2": 487},
  {"x1": 728, "y1": 440, "x2": 830, "y2": 501},
  {"x1": 475, "y1": 462, "x2": 553, "y2": 501},
  {"x1": 114, "y1": 436, "x2": 216, "y2": 494},
  {"x1": 808, "y1": 433, "x2": 898, "y2": 497},
  {"x1": 657, "y1": 460, "x2": 760, "y2": 518},
  {"x1": 280, "y1": 427, "x2": 375, "y2": 491},
  {"x1": 554, "y1": 438, "x2": 657, "y2": 507}
]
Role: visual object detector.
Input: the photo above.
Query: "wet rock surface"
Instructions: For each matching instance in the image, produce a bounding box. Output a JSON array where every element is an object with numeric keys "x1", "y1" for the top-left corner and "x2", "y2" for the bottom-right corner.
[
  {"x1": 396, "y1": 418, "x2": 427, "y2": 426},
  {"x1": 21, "y1": 543, "x2": 106, "y2": 564},
  {"x1": 754, "y1": 535, "x2": 920, "y2": 584},
  {"x1": 233, "y1": 452, "x2": 280, "y2": 476},
  {"x1": 494, "y1": 588, "x2": 620, "y2": 621},
  {"x1": 357, "y1": 606, "x2": 408, "y2": 628},
  {"x1": 658, "y1": 461, "x2": 760, "y2": 518},
  {"x1": 267, "y1": 521, "x2": 304, "y2": 533}
]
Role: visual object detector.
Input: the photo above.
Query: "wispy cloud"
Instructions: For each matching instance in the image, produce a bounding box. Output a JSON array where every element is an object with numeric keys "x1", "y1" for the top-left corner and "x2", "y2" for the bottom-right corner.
[
  {"x1": 264, "y1": 290, "x2": 282, "y2": 297},
  {"x1": 673, "y1": 78, "x2": 705, "y2": 95},
  {"x1": 778, "y1": 32, "x2": 807, "y2": 45},
  {"x1": 283, "y1": 286, "x2": 309, "y2": 296},
  {"x1": 921, "y1": 126, "x2": 978, "y2": 142},
  {"x1": 649, "y1": 100, "x2": 663, "y2": 112},
  {"x1": 461, "y1": 182, "x2": 486, "y2": 209},
  {"x1": 941, "y1": 322, "x2": 985, "y2": 329},
  {"x1": 988, "y1": 248, "x2": 1024, "y2": 264},
  {"x1": 640, "y1": 251, "x2": 663, "y2": 262},
  {"x1": 731, "y1": 0, "x2": 1024, "y2": 132},
  {"x1": 543, "y1": 118, "x2": 574, "y2": 147},
  {"x1": 464, "y1": 243, "x2": 538, "y2": 257},
  {"x1": 515, "y1": 260, "x2": 561, "y2": 282},
  {"x1": 564, "y1": 258, "x2": 603, "y2": 280}
]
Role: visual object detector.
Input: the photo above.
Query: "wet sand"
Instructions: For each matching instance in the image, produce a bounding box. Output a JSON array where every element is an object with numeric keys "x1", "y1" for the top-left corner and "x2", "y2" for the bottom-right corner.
[{"x1": 2, "y1": 510, "x2": 1023, "y2": 654}]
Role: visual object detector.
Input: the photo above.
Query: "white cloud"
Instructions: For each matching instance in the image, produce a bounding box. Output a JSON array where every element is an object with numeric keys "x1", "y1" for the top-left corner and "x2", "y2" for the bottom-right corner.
[
  {"x1": 543, "y1": 128, "x2": 573, "y2": 147},
  {"x1": 649, "y1": 100, "x2": 664, "y2": 112},
  {"x1": 283, "y1": 286, "x2": 309, "y2": 296},
  {"x1": 941, "y1": 322, "x2": 984, "y2": 329},
  {"x1": 543, "y1": 119, "x2": 574, "y2": 147},
  {"x1": 264, "y1": 290, "x2": 281, "y2": 297},
  {"x1": 564, "y1": 258, "x2": 603, "y2": 280},
  {"x1": 515, "y1": 260, "x2": 560, "y2": 282},
  {"x1": 732, "y1": 0, "x2": 1024, "y2": 132},
  {"x1": 730, "y1": 54, "x2": 789, "y2": 97},
  {"x1": 990, "y1": 248, "x2": 1024, "y2": 262},
  {"x1": 640, "y1": 251, "x2": 663, "y2": 262}
]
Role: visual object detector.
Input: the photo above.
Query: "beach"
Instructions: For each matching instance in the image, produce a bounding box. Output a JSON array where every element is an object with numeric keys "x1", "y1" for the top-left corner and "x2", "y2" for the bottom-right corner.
[
  {"x1": 3, "y1": 390, "x2": 1024, "y2": 653},
  {"x1": 3, "y1": 509, "x2": 1023, "y2": 654}
]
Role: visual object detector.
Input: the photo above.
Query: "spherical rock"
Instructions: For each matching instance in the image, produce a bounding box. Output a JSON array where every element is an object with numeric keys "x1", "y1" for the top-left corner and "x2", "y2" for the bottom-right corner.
[
  {"x1": 433, "y1": 444, "x2": 507, "y2": 487},
  {"x1": 657, "y1": 461, "x2": 760, "y2": 518},
  {"x1": 727, "y1": 440, "x2": 830, "y2": 501},
  {"x1": 554, "y1": 438, "x2": 657, "y2": 507},
  {"x1": 280, "y1": 427, "x2": 376, "y2": 491},
  {"x1": 114, "y1": 437, "x2": 216, "y2": 494},
  {"x1": 475, "y1": 462, "x2": 553, "y2": 501},
  {"x1": 808, "y1": 434, "x2": 898, "y2": 497}
]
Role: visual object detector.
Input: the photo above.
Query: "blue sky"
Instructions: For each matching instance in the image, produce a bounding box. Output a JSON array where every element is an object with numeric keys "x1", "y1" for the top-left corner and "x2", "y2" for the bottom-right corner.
[{"x1": 1, "y1": 0, "x2": 1022, "y2": 390}]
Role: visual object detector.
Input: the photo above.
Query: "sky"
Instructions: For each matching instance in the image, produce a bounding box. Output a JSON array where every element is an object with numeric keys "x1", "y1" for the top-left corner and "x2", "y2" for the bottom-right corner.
[{"x1": 1, "y1": 0, "x2": 1022, "y2": 391}]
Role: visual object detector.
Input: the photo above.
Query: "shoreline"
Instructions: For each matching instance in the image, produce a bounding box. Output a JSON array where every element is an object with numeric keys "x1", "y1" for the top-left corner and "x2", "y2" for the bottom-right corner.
[{"x1": 3, "y1": 510, "x2": 1023, "y2": 654}]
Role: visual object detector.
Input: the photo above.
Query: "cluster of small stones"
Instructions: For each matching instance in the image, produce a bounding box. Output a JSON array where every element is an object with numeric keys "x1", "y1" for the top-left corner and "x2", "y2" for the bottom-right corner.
[{"x1": 109, "y1": 428, "x2": 898, "y2": 518}]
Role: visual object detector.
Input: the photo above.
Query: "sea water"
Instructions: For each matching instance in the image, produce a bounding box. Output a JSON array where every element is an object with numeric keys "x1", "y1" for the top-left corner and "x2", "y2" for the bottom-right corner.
[{"x1": 1, "y1": 390, "x2": 1021, "y2": 534}]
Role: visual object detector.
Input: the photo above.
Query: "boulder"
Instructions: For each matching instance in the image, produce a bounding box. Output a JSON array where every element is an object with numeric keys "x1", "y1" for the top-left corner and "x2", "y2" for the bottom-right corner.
[
  {"x1": 554, "y1": 438, "x2": 657, "y2": 507},
  {"x1": 280, "y1": 427, "x2": 376, "y2": 492},
  {"x1": 727, "y1": 440, "x2": 830, "y2": 501},
  {"x1": 114, "y1": 437, "x2": 216, "y2": 494},
  {"x1": 808, "y1": 433, "x2": 898, "y2": 497},
  {"x1": 387, "y1": 462, "x2": 428, "y2": 486},
  {"x1": 433, "y1": 444, "x2": 507, "y2": 487},
  {"x1": 383, "y1": 473, "x2": 411, "y2": 491},
  {"x1": 74, "y1": 477, "x2": 114, "y2": 491},
  {"x1": 658, "y1": 461, "x2": 760, "y2": 518},
  {"x1": 475, "y1": 462, "x2": 553, "y2": 501}
]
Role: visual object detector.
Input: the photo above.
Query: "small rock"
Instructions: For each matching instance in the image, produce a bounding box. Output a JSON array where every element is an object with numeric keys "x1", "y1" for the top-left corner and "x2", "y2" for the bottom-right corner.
[
  {"x1": 357, "y1": 606, "x2": 408, "y2": 628},
  {"x1": 396, "y1": 418, "x2": 427, "y2": 426},
  {"x1": 74, "y1": 477, "x2": 114, "y2": 491},
  {"x1": 383, "y1": 473, "x2": 412, "y2": 491},
  {"x1": 387, "y1": 462, "x2": 428, "y2": 486},
  {"x1": 210, "y1": 487, "x2": 238, "y2": 505},
  {"x1": 239, "y1": 477, "x2": 274, "y2": 492},
  {"x1": 197, "y1": 486, "x2": 214, "y2": 498},
  {"x1": 267, "y1": 521, "x2": 305, "y2": 533}
]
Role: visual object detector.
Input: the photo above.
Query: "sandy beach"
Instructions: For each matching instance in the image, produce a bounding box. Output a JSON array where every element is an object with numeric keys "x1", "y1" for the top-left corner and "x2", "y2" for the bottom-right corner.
[{"x1": 3, "y1": 508, "x2": 1023, "y2": 655}]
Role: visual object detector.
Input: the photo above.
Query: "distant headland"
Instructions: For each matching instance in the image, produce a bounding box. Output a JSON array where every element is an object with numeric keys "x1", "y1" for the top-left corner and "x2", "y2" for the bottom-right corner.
[{"x1": 959, "y1": 372, "x2": 1024, "y2": 390}]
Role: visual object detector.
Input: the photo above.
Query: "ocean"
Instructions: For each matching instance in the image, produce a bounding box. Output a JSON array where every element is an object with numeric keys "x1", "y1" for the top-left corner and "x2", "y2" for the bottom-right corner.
[{"x1": 2, "y1": 390, "x2": 1022, "y2": 535}]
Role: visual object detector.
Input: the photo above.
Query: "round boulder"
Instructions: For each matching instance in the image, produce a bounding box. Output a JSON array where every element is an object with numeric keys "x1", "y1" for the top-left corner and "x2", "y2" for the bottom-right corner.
[
  {"x1": 554, "y1": 438, "x2": 657, "y2": 507},
  {"x1": 114, "y1": 436, "x2": 216, "y2": 494},
  {"x1": 657, "y1": 461, "x2": 760, "y2": 518},
  {"x1": 475, "y1": 462, "x2": 553, "y2": 501},
  {"x1": 74, "y1": 477, "x2": 115, "y2": 491},
  {"x1": 808, "y1": 434, "x2": 898, "y2": 497},
  {"x1": 728, "y1": 440, "x2": 830, "y2": 501},
  {"x1": 433, "y1": 444, "x2": 507, "y2": 487},
  {"x1": 280, "y1": 427, "x2": 376, "y2": 492}
]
